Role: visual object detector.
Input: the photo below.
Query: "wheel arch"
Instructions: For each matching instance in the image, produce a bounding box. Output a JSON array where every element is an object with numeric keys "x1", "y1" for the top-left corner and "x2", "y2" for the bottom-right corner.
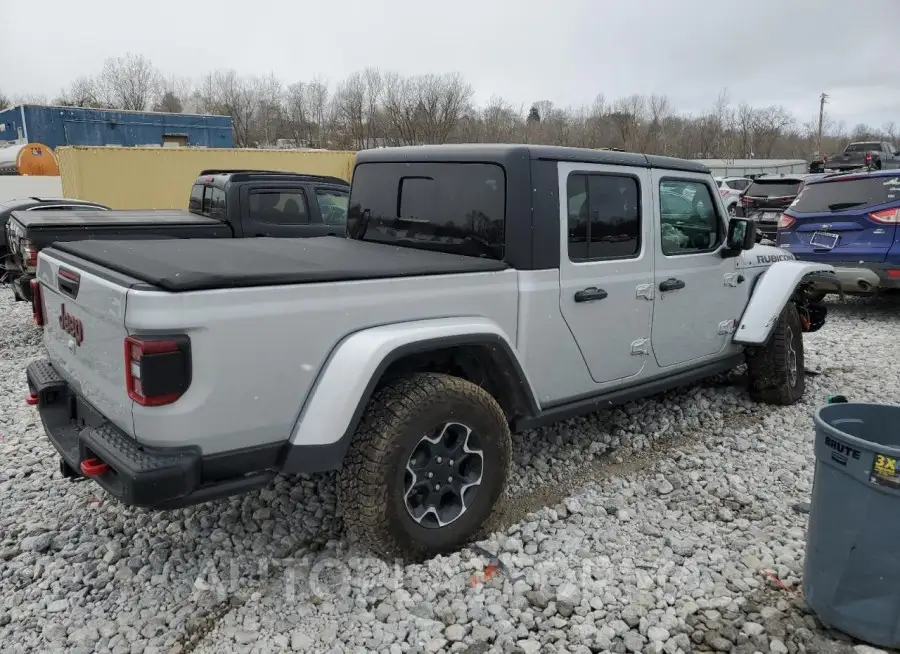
[
  {"x1": 281, "y1": 319, "x2": 538, "y2": 474},
  {"x1": 733, "y1": 261, "x2": 838, "y2": 345}
]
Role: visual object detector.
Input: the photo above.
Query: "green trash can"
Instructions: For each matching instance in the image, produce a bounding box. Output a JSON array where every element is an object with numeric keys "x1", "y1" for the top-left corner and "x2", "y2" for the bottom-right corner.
[{"x1": 804, "y1": 402, "x2": 900, "y2": 648}]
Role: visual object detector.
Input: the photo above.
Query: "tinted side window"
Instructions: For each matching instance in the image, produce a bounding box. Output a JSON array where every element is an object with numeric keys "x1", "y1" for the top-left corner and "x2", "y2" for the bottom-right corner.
[
  {"x1": 209, "y1": 188, "x2": 226, "y2": 219},
  {"x1": 316, "y1": 188, "x2": 349, "y2": 226},
  {"x1": 566, "y1": 173, "x2": 640, "y2": 261},
  {"x1": 248, "y1": 190, "x2": 309, "y2": 225},
  {"x1": 201, "y1": 187, "x2": 212, "y2": 215},
  {"x1": 659, "y1": 180, "x2": 721, "y2": 255},
  {"x1": 189, "y1": 184, "x2": 203, "y2": 213},
  {"x1": 347, "y1": 162, "x2": 505, "y2": 260}
]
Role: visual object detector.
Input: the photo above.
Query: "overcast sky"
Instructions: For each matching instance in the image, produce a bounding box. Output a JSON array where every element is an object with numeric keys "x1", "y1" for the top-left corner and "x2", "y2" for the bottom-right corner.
[{"x1": 2, "y1": 0, "x2": 898, "y2": 128}]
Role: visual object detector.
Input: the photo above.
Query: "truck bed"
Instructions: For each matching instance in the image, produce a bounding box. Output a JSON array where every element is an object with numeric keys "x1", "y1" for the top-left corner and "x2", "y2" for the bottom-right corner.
[
  {"x1": 11, "y1": 209, "x2": 220, "y2": 229},
  {"x1": 48, "y1": 236, "x2": 510, "y2": 292}
]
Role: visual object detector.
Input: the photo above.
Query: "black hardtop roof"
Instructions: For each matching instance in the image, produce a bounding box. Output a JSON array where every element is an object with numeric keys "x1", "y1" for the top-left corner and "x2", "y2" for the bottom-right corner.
[
  {"x1": 354, "y1": 144, "x2": 710, "y2": 174},
  {"x1": 197, "y1": 169, "x2": 349, "y2": 187}
]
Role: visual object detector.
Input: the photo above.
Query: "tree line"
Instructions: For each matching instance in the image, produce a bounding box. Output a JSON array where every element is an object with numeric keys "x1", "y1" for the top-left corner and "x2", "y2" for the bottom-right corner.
[{"x1": 1, "y1": 53, "x2": 896, "y2": 159}]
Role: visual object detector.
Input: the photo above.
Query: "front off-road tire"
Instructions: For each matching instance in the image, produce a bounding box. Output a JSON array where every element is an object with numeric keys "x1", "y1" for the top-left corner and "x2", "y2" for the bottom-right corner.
[
  {"x1": 339, "y1": 372, "x2": 511, "y2": 560},
  {"x1": 746, "y1": 302, "x2": 805, "y2": 405}
]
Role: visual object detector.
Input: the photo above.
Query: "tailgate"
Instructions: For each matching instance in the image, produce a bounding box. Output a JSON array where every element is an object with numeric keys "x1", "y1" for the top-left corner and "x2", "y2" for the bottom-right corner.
[{"x1": 36, "y1": 251, "x2": 135, "y2": 436}]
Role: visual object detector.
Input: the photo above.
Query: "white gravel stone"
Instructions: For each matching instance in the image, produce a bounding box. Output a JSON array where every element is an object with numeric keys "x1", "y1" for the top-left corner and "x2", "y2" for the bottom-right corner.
[{"x1": 1, "y1": 288, "x2": 895, "y2": 654}]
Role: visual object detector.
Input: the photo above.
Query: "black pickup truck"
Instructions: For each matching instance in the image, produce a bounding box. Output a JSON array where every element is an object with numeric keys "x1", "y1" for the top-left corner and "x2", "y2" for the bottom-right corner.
[
  {"x1": 4, "y1": 169, "x2": 350, "y2": 300},
  {"x1": 809, "y1": 141, "x2": 900, "y2": 173}
]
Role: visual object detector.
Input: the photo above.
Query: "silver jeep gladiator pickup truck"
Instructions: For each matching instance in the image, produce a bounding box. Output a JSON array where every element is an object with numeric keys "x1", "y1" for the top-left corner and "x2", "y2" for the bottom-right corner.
[{"x1": 26, "y1": 144, "x2": 838, "y2": 559}]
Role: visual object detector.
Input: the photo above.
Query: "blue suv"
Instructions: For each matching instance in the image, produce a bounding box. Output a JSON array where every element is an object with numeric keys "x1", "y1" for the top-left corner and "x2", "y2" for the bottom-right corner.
[{"x1": 777, "y1": 169, "x2": 900, "y2": 298}]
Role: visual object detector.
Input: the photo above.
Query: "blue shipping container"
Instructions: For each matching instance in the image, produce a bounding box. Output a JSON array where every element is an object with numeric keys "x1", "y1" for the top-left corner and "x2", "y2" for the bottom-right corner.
[{"x1": 0, "y1": 105, "x2": 233, "y2": 149}]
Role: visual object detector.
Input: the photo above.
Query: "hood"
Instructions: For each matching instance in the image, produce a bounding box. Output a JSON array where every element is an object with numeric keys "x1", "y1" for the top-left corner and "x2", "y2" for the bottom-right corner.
[{"x1": 739, "y1": 243, "x2": 795, "y2": 269}]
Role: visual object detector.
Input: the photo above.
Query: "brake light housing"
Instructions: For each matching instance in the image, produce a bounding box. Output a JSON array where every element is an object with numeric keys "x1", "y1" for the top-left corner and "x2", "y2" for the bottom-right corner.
[
  {"x1": 778, "y1": 213, "x2": 795, "y2": 230},
  {"x1": 30, "y1": 279, "x2": 45, "y2": 326},
  {"x1": 869, "y1": 208, "x2": 900, "y2": 224},
  {"x1": 21, "y1": 239, "x2": 38, "y2": 272},
  {"x1": 124, "y1": 335, "x2": 192, "y2": 406}
]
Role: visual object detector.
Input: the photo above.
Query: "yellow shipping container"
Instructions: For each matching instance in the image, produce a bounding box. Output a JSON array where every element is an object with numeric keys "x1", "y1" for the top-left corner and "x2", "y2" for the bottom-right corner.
[{"x1": 57, "y1": 147, "x2": 357, "y2": 209}]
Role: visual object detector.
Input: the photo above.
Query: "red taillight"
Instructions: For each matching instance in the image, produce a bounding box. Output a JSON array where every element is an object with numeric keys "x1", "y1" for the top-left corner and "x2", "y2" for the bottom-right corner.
[
  {"x1": 22, "y1": 239, "x2": 38, "y2": 271},
  {"x1": 719, "y1": 188, "x2": 729, "y2": 198},
  {"x1": 124, "y1": 335, "x2": 191, "y2": 407},
  {"x1": 865, "y1": 152, "x2": 873, "y2": 163},
  {"x1": 886, "y1": 269, "x2": 900, "y2": 278},
  {"x1": 869, "y1": 208, "x2": 900, "y2": 224},
  {"x1": 30, "y1": 279, "x2": 45, "y2": 327},
  {"x1": 778, "y1": 213, "x2": 795, "y2": 230}
]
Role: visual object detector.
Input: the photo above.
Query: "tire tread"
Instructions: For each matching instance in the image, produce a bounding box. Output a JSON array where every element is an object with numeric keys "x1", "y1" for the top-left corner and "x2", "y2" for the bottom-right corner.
[{"x1": 339, "y1": 372, "x2": 510, "y2": 560}]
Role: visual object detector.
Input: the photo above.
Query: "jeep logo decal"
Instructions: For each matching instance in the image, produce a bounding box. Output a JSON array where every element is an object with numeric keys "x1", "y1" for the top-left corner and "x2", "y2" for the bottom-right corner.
[
  {"x1": 59, "y1": 304, "x2": 84, "y2": 346},
  {"x1": 756, "y1": 253, "x2": 794, "y2": 264}
]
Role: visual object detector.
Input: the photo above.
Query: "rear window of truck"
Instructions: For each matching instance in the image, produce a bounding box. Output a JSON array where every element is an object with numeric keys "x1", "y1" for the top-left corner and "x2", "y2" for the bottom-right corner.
[
  {"x1": 791, "y1": 175, "x2": 900, "y2": 212},
  {"x1": 844, "y1": 142, "x2": 881, "y2": 153},
  {"x1": 189, "y1": 184, "x2": 225, "y2": 219},
  {"x1": 745, "y1": 180, "x2": 803, "y2": 198},
  {"x1": 347, "y1": 162, "x2": 506, "y2": 260}
]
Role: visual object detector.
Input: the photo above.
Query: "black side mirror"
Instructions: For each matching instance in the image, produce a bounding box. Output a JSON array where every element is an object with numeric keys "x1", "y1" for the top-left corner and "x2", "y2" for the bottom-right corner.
[{"x1": 724, "y1": 218, "x2": 756, "y2": 255}]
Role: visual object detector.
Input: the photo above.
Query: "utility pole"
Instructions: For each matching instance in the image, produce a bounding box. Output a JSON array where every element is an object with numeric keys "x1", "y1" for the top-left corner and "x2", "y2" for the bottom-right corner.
[{"x1": 817, "y1": 93, "x2": 828, "y2": 157}]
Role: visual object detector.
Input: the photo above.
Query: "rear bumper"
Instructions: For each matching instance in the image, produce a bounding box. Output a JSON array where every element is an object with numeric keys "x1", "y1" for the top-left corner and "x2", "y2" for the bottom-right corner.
[
  {"x1": 806, "y1": 263, "x2": 900, "y2": 294},
  {"x1": 26, "y1": 359, "x2": 279, "y2": 509}
]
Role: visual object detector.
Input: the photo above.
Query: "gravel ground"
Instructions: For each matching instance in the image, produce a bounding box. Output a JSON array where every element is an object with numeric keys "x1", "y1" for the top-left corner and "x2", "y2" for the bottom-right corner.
[{"x1": 2, "y1": 286, "x2": 899, "y2": 654}]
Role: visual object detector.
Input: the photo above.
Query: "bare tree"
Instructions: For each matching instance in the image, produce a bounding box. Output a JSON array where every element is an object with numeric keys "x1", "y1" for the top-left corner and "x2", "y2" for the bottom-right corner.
[
  {"x1": 153, "y1": 76, "x2": 192, "y2": 113},
  {"x1": 55, "y1": 76, "x2": 105, "y2": 108},
  {"x1": 336, "y1": 68, "x2": 383, "y2": 149},
  {"x1": 23, "y1": 57, "x2": 893, "y2": 157},
  {"x1": 12, "y1": 93, "x2": 49, "y2": 106},
  {"x1": 479, "y1": 96, "x2": 522, "y2": 142},
  {"x1": 0, "y1": 89, "x2": 12, "y2": 110},
  {"x1": 212, "y1": 70, "x2": 257, "y2": 147},
  {"x1": 307, "y1": 77, "x2": 335, "y2": 148},
  {"x1": 100, "y1": 54, "x2": 161, "y2": 111}
]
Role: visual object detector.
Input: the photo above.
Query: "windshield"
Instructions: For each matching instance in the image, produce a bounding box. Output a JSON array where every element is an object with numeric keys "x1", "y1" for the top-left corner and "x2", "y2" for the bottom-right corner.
[
  {"x1": 745, "y1": 180, "x2": 803, "y2": 198},
  {"x1": 844, "y1": 142, "x2": 881, "y2": 153},
  {"x1": 791, "y1": 175, "x2": 900, "y2": 213},
  {"x1": 346, "y1": 162, "x2": 506, "y2": 260}
]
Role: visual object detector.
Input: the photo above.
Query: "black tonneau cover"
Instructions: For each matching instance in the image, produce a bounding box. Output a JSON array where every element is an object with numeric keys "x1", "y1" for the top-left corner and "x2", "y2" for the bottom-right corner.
[
  {"x1": 12, "y1": 209, "x2": 219, "y2": 229},
  {"x1": 49, "y1": 237, "x2": 510, "y2": 292}
]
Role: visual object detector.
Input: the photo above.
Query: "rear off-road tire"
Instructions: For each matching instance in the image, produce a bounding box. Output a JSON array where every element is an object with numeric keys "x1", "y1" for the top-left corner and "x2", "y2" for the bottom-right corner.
[
  {"x1": 339, "y1": 372, "x2": 511, "y2": 560},
  {"x1": 746, "y1": 302, "x2": 805, "y2": 405}
]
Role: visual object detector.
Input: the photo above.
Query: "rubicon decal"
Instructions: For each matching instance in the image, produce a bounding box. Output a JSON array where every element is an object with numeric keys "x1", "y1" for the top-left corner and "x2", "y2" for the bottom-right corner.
[
  {"x1": 756, "y1": 253, "x2": 794, "y2": 264},
  {"x1": 59, "y1": 304, "x2": 84, "y2": 346}
]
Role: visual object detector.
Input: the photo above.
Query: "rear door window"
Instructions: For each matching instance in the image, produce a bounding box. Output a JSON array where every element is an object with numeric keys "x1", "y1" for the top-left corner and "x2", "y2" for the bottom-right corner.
[
  {"x1": 791, "y1": 175, "x2": 900, "y2": 212},
  {"x1": 209, "y1": 188, "x2": 226, "y2": 219},
  {"x1": 248, "y1": 190, "x2": 310, "y2": 224},
  {"x1": 347, "y1": 162, "x2": 505, "y2": 259},
  {"x1": 566, "y1": 173, "x2": 641, "y2": 261}
]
